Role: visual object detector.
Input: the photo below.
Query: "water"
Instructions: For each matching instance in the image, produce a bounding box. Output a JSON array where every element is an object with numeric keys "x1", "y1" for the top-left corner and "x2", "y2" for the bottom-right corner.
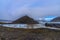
[
  {"x1": 0, "y1": 24, "x2": 45, "y2": 28},
  {"x1": 0, "y1": 22, "x2": 60, "y2": 30}
]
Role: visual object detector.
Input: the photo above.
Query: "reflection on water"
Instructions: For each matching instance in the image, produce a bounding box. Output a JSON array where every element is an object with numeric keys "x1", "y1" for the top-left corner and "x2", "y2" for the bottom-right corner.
[
  {"x1": 0, "y1": 22, "x2": 60, "y2": 29},
  {"x1": 0, "y1": 24, "x2": 27, "y2": 28},
  {"x1": 0, "y1": 24, "x2": 45, "y2": 28}
]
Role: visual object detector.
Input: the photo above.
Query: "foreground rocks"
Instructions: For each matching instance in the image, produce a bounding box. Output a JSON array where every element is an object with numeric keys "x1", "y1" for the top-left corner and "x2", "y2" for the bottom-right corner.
[{"x1": 0, "y1": 26, "x2": 60, "y2": 40}]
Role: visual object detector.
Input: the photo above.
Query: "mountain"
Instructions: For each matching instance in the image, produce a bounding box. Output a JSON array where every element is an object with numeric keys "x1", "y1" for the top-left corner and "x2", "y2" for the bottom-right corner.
[
  {"x1": 51, "y1": 17, "x2": 60, "y2": 22},
  {"x1": 45, "y1": 17, "x2": 60, "y2": 28},
  {"x1": 0, "y1": 20, "x2": 12, "y2": 23},
  {"x1": 12, "y1": 15, "x2": 39, "y2": 24}
]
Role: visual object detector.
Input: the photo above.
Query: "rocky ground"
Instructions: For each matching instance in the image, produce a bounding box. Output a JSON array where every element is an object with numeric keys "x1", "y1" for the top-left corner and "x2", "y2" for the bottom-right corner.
[{"x1": 0, "y1": 26, "x2": 60, "y2": 40}]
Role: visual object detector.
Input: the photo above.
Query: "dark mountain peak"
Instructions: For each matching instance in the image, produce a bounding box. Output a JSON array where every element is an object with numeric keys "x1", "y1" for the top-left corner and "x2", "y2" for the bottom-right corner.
[
  {"x1": 51, "y1": 17, "x2": 60, "y2": 22},
  {"x1": 20, "y1": 15, "x2": 32, "y2": 19},
  {"x1": 12, "y1": 15, "x2": 39, "y2": 24}
]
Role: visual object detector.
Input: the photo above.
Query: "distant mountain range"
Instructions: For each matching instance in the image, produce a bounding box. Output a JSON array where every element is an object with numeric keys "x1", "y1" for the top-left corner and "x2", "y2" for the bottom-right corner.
[
  {"x1": 0, "y1": 16, "x2": 60, "y2": 24},
  {"x1": 0, "y1": 20, "x2": 12, "y2": 23}
]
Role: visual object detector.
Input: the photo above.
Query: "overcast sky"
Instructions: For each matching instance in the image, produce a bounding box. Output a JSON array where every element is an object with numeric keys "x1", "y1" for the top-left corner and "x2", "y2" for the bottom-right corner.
[{"x1": 0, "y1": 0, "x2": 60, "y2": 20}]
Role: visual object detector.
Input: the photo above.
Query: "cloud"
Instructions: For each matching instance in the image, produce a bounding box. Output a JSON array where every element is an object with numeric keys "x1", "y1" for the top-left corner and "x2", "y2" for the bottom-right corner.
[
  {"x1": 26, "y1": 5, "x2": 60, "y2": 20},
  {"x1": 0, "y1": 0, "x2": 60, "y2": 20}
]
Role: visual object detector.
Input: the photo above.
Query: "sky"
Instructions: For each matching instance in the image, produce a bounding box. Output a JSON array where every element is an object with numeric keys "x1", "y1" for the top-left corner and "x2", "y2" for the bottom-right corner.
[{"x1": 0, "y1": 0, "x2": 60, "y2": 21}]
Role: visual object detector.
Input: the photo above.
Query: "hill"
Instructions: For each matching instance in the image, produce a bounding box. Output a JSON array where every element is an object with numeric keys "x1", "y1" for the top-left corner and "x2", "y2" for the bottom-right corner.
[
  {"x1": 51, "y1": 17, "x2": 60, "y2": 22},
  {"x1": 12, "y1": 15, "x2": 39, "y2": 24}
]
